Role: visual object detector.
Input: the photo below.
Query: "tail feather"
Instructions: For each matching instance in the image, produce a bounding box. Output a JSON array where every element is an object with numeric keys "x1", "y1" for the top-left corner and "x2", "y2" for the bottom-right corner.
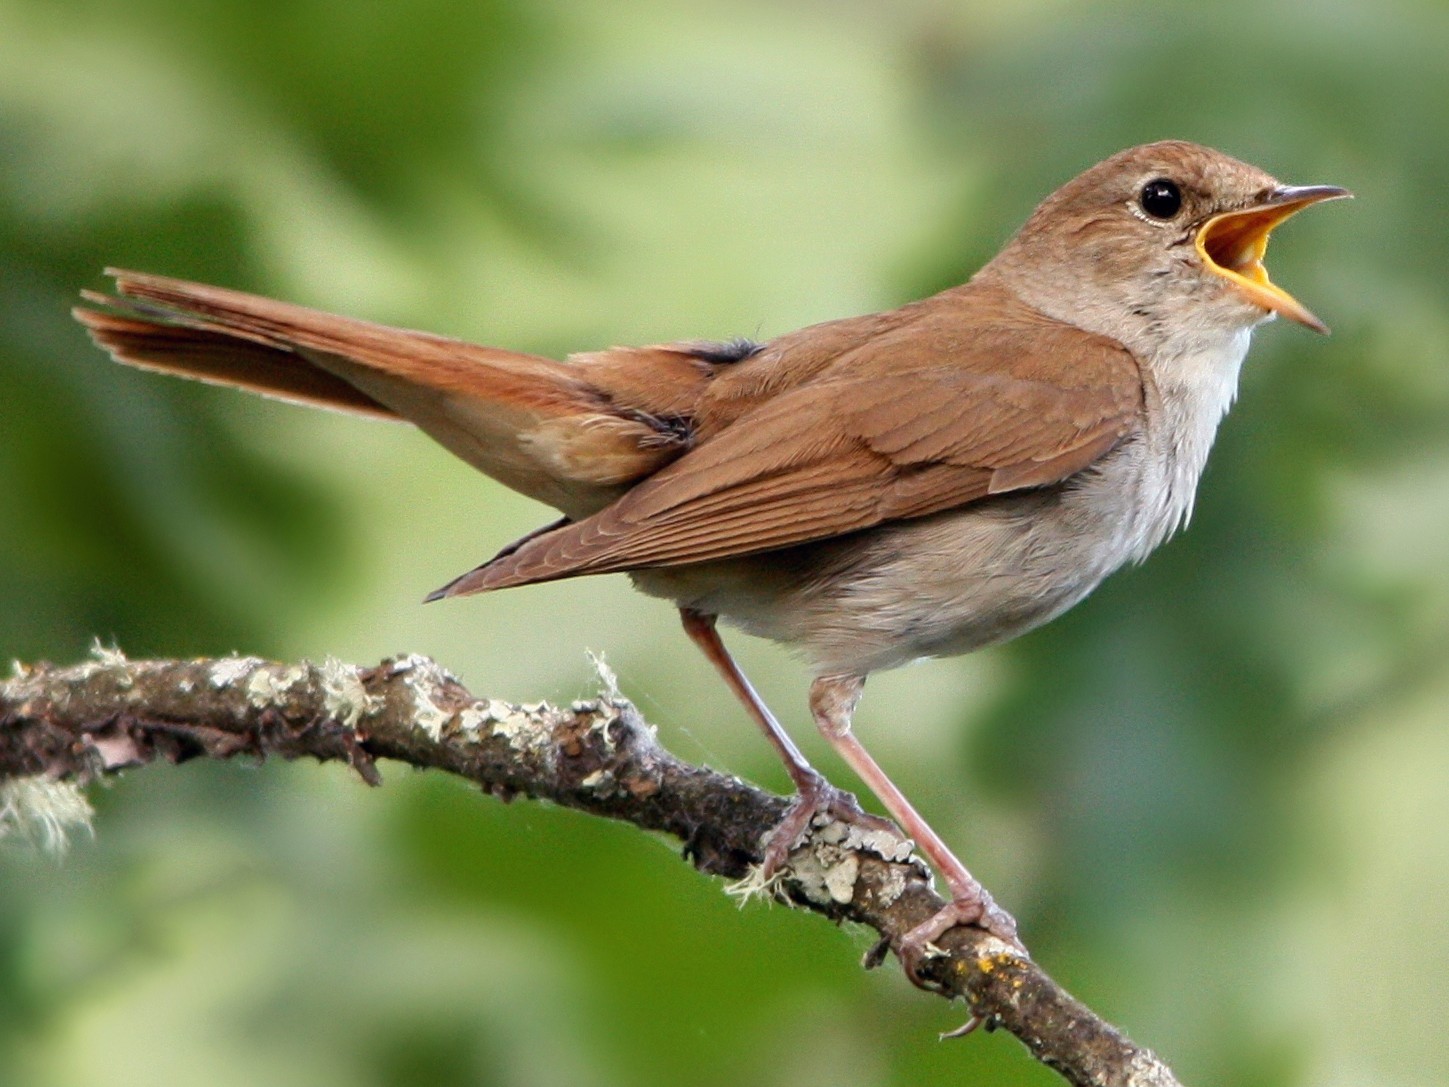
[
  {"x1": 74, "y1": 304, "x2": 397, "y2": 419},
  {"x1": 75, "y1": 269, "x2": 717, "y2": 519}
]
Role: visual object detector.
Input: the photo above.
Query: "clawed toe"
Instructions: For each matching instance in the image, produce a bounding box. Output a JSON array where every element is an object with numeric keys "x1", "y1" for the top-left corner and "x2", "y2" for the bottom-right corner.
[
  {"x1": 756, "y1": 775, "x2": 896, "y2": 881},
  {"x1": 898, "y1": 890, "x2": 1026, "y2": 990},
  {"x1": 939, "y1": 1015, "x2": 984, "y2": 1041}
]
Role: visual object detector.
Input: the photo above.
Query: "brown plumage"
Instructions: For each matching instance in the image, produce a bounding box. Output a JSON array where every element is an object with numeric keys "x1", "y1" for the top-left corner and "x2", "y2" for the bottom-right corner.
[
  {"x1": 74, "y1": 140, "x2": 1349, "y2": 973},
  {"x1": 79, "y1": 272, "x2": 1142, "y2": 593},
  {"x1": 81, "y1": 271, "x2": 717, "y2": 517}
]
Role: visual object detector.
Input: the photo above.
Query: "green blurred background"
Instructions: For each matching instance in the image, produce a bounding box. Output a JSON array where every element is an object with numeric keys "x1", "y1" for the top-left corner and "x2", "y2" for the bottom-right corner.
[{"x1": 3, "y1": 1, "x2": 1447, "y2": 1084}]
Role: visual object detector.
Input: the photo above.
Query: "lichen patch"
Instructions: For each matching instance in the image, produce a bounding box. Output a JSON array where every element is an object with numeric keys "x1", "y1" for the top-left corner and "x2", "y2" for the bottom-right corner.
[
  {"x1": 580, "y1": 768, "x2": 616, "y2": 793},
  {"x1": 456, "y1": 703, "x2": 493, "y2": 735},
  {"x1": 209, "y1": 655, "x2": 264, "y2": 689},
  {"x1": 245, "y1": 663, "x2": 308, "y2": 706},
  {"x1": 55, "y1": 641, "x2": 136, "y2": 689},
  {"x1": 0, "y1": 778, "x2": 94, "y2": 854},
  {"x1": 788, "y1": 840, "x2": 862, "y2": 906},
  {"x1": 383, "y1": 656, "x2": 458, "y2": 741},
  {"x1": 819, "y1": 850, "x2": 862, "y2": 904},
  {"x1": 587, "y1": 705, "x2": 621, "y2": 751},
  {"x1": 587, "y1": 650, "x2": 623, "y2": 704},
  {"x1": 89, "y1": 640, "x2": 129, "y2": 668},
  {"x1": 488, "y1": 703, "x2": 555, "y2": 759},
  {"x1": 409, "y1": 690, "x2": 452, "y2": 742},
  {"x1": 387, "y1": 653, "x2": 458, "y2": 688},
  {"x1": 724, "y1": 864, "x2": 785, "y2": 906},
  {"x1": 872, "y1": 863, "x2": 910, "y2": 908},
  {"x1": 317, "y1": 657, "x2": 378, "y2": 728}
]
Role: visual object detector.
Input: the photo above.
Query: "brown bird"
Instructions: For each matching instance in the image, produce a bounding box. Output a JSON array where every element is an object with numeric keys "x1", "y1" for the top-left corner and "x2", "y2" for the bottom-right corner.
[{"x1": 75, "y1": 140, "x2": 1348, "y2": 970}]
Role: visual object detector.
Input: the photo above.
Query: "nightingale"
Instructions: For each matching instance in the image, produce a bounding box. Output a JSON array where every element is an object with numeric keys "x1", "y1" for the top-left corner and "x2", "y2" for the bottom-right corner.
[{"x1": 75, "y1": 140, "x2": 1348, "y2": 969}]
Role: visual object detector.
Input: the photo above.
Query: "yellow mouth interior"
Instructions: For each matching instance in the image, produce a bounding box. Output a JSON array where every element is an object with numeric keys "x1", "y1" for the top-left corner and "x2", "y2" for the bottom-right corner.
[{"x1": 1196, "y1": 202, "x2": 1329, "y2": 332}]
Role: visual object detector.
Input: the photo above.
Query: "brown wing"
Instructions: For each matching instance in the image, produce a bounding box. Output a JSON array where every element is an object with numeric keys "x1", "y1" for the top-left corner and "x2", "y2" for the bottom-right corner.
[{"x1": 436, "y1": 326, "x2": 1143, "y2": 596}]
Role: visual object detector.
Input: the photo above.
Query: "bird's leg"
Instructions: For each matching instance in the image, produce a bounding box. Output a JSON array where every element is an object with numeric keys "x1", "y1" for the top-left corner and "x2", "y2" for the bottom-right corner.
[
  {"x1": 679, "y1": 609, "x2": 884, "y2": 878},
  {"x1": 809, "y1": 674, "x2": 1027, "y2": 976}
]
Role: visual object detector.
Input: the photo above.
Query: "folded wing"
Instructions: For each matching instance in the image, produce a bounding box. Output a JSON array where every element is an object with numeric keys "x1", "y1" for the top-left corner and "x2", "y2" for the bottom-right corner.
[{"x1": 437, "y1": 325, "x2": 1144, "y2": 595}]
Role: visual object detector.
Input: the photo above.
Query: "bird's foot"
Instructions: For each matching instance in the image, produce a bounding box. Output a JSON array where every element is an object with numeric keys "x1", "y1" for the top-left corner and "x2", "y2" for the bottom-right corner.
[
  {"x1": 898, "y1": 882, "x2": 1026, "y2": 992},
  {"x1": 754, "y1": 771, "x2": 898, "y2": 886}
]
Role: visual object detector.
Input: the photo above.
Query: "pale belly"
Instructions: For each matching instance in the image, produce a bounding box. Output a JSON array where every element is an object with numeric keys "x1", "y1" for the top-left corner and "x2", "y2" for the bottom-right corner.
[{"x1": 632, "y1": 439, "x2": 1178, "y2": 677}]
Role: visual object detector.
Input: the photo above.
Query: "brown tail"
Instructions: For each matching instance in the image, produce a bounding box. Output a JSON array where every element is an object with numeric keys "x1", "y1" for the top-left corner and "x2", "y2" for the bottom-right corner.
[
  {"x1": 75, "y1": 270, "x2": 716, "y2": 519},
  {"x1": 75, "y1": 296, "x2": 398, "y2": 419}
]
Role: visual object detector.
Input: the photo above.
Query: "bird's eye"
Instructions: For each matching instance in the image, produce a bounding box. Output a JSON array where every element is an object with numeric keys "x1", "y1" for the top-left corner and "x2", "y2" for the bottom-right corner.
[{"x1": 1139, "y1": 178, "x2": 1182, "y2": 219}]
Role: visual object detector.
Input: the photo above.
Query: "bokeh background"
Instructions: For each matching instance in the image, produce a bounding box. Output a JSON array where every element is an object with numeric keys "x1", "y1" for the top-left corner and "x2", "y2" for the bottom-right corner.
[{"x1": 3, "y1": 1, "x2": 1447, "y2": 1084}]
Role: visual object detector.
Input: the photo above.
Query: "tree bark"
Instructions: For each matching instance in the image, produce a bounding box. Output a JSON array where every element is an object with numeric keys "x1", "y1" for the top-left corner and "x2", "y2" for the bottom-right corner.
[{"x1": 1, "y1": 650, "x2": 1182, "y2": 1087}]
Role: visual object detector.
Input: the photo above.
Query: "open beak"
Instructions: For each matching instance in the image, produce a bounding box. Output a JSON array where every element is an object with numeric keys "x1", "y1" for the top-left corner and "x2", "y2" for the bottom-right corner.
[{"x1": 1195, "y1": 184, "x2": 1352, "y2": 333}]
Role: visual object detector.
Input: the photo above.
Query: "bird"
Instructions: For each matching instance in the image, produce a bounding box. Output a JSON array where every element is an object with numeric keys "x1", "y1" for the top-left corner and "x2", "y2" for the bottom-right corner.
[{"x1": 74, "y1": 140, "x2": 1349, "y2": 971}]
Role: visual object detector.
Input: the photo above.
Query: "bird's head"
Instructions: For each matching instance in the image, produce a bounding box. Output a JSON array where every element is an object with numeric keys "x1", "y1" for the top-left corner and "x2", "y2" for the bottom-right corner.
[{"x1": 988, "y1": 140, "x2": 1350, "y2": 352}]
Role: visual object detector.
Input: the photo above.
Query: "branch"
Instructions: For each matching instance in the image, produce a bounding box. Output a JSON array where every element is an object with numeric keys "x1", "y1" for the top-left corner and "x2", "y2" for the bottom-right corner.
[{"x1": 1, "y1": 651, "x2": 1181, "y2": 1087}]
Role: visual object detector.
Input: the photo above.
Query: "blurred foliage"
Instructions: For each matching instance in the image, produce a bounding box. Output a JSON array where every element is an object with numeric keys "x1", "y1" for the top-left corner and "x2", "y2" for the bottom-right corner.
[{"x1": 2, "y1": 1, "x2": 1447, "y2": 1085}]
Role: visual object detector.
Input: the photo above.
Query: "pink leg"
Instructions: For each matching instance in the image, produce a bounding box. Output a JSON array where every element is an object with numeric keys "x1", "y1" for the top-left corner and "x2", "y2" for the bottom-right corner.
[
  {"x1": 680, "y1": 609, "x2": 818, "y2": 790},
  {"x1": 680, "y1": 609, "x2": 879, "y2": 872},
  {"x1": 810, "y1": 674, "x2": 1025, "y2": 968}
]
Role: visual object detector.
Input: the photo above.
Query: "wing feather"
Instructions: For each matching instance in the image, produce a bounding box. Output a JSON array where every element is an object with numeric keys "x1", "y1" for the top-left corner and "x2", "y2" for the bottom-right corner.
[{"x1": 438, "y1": 323, "x2": 1143, "y2": 597}]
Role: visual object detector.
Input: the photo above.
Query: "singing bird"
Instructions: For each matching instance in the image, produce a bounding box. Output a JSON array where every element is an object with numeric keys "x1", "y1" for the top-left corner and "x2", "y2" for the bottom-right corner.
[{"x1": 75, "y1": 140, "x2": 1348, "y2": 966}]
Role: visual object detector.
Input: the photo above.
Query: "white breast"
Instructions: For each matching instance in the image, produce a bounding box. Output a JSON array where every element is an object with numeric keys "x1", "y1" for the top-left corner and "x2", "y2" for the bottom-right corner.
[{"x1": 1125, "y1": 324, "x2": 1252, "y2": 561}]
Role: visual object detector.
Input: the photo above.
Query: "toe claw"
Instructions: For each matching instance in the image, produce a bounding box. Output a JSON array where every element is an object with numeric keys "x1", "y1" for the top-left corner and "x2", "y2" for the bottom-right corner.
[
  {"x1": 861, "y1": 936, "x2": 891, "y2": 970},
  {"x1": 897, "y1": 891, "x2": 1028, "y2": 990},
  {"x1": 756, "y1": 775, "x2": 895, "y2": 883},
  {"x1": 940, "y1": 1015, "x2": 983, "y2": 1041}
]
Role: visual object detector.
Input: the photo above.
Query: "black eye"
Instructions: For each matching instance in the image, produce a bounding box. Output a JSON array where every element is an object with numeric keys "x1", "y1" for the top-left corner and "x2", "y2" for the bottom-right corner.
[{"x1": 1139, "y1": 178, "x2": 1182, "y2": 219}]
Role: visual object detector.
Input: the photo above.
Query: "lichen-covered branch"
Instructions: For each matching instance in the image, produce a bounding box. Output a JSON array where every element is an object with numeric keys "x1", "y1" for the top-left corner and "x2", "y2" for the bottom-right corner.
[{"x1": 1, "y1": 651, "x2": 1182, "y2": 1087}]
